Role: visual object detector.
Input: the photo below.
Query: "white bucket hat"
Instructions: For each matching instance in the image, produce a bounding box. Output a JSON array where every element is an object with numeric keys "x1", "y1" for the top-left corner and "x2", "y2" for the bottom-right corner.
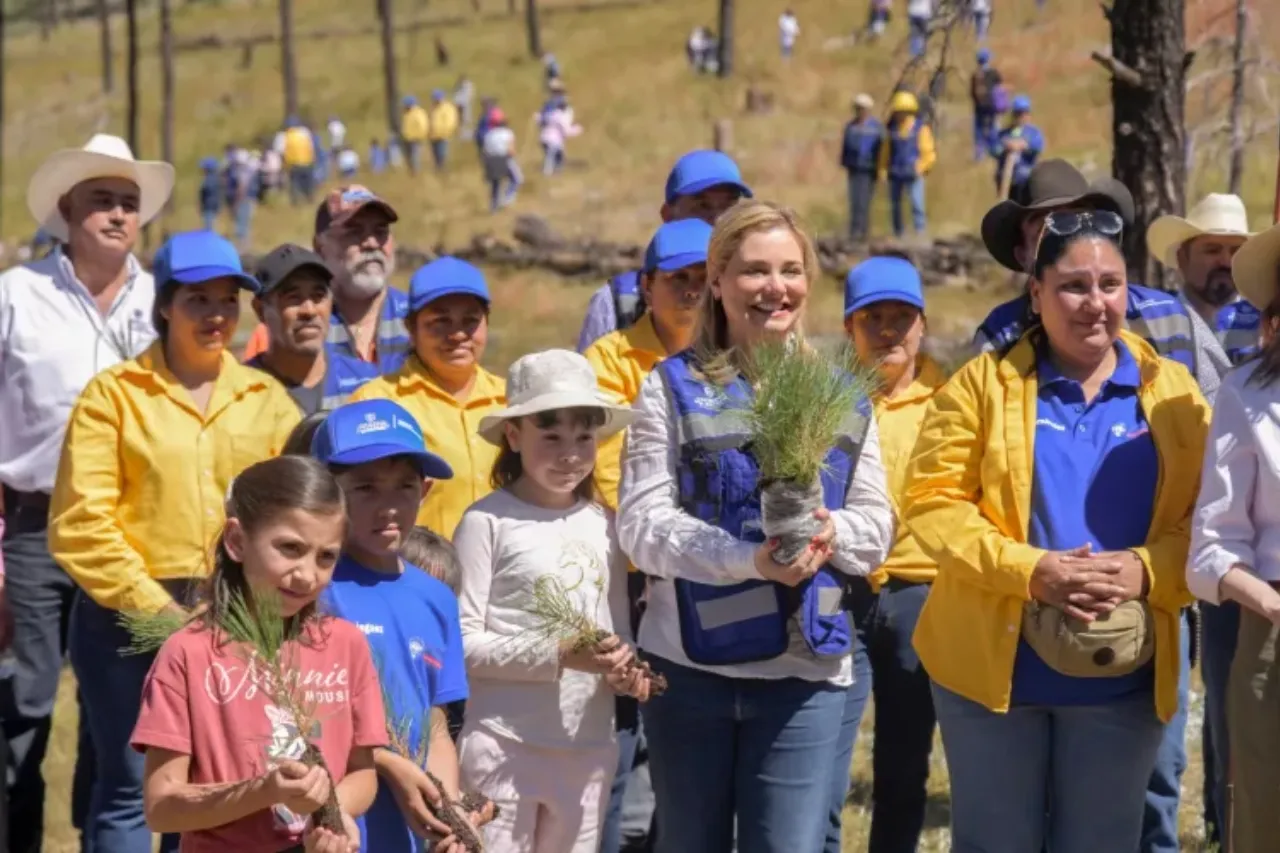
[
  {"x1": 478, "y1": 349, "x2": 639, "y2": 446},
  {"x1": 1146, "y1": 193, "x2": 1254, "y2": 269},
  {"x1": 1232, "y1": 222, "x2": 1280, "y2": 311},
  {"x1": 27, "y1": 133, "x2": 175, "y2": 242}
]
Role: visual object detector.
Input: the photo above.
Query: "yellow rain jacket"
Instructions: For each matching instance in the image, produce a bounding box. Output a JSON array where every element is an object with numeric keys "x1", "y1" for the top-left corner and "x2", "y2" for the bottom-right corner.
[
  {"x1": 428, "y1": 102, "x2": 461, "y2": 142},
  {"x1": 902, "y1": 330, "x2": 1207, "y2": 723},
  {"x1": 401, "y1": 105, "x2": 430, "y2": 144}
]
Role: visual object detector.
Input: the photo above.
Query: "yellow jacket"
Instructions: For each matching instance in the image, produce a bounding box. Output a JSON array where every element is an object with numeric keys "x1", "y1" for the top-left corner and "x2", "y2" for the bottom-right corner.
[
  {"x1": 868, "y1": 355, "x2": 946, "y2": 589},
  {"x1": 349, "y1": 356, "x2": 506, "y2": 538},
  {"x1": 876, "y1": 116, "x2": 937, "y2": 179},
  {"x1": 583, "y1": 313, "x2": 668, "y2": 510},
  {"x1": 48, "y1": 343, "x2": 301, "y2": 614},
  {"x1": 902, "y1": 330, "x2": 1207, "y2": 723},
  {"x1": 428, "y1": 102, "x2": 460, "y2": 142},
  {"x1": 401, "y1": 106, "x2": 430, "y2": 143}
]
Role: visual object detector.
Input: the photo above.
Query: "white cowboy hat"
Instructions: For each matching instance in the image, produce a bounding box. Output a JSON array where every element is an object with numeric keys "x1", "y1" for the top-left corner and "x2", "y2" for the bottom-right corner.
[
  {"x1": 1146, "y1": 193, "x2": 1254, "y2": 269},
  {"x1": 1232, "y1": 222, "x2": 1280, "y2": 311},
  {"x1": 27, "y1": 133, "x2": 175, "y2": 242},
  {"x1": 478, "y1": 349, "x2": 639, "y2": 446}
]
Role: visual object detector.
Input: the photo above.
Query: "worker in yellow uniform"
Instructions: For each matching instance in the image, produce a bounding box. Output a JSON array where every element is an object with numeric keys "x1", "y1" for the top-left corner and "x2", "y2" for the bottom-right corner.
[
  {"x1": 876, "y1": 91, "x2": 936, "y2": 238},
  {"x1": 348, "y1": 256, "x2": 505, "y2": 538},
  {"x1": 401, "y1": 95, "x2": 430, "y2": 175},
  {"x1": 48, "y1": 231, "x2": 300, "y2": 850},
  {"x1": 428, "y1": 89, "x2": 461, "y2": 172},
  {"x1": 281, "y1": 117, "x2": 318, "y2": 206}
]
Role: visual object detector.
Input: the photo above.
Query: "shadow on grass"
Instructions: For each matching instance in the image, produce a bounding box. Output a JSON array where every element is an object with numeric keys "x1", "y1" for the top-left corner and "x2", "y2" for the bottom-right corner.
[{"x1": 844, "y1": 778, "x2": 953, "y2": 832}]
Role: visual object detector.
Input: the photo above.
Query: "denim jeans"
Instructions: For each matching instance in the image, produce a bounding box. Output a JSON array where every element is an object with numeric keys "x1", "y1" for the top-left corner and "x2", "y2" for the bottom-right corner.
[
  {"x1": 201, "y1": 209, "x2": 217, "y2": 232},
  {"x1": 542, "y1": 144, "x2": 565, "y2": 176},
  {"x1": 407, "y1": 141, "x2": 424, "y2": 174},
  {"x1": 70, "y1": 590, "x2": 180, "y2": 853},
  {"x1": 1139, "y1": 612, "x2": 1190, "y2": 853},
  {"x1": 972, "y1": 108, "x2": 996, "y2": 161},
  {"x1": 888, "y1": 177, "x2": 926, "y2": 236},
  {"x1": 823, "y1": 583, "x2": 874, "y2": 852},
  {"x1": 430, "y1": 139, "x2": 448, "y2": 170},
  {"x1": 1199, "y1": 601, "x2": 1237, "y2": 845},
  {"x1": 287, "y1": 166, "x2": 314, "y2": 206},
  {"x1": 973, "y1": 11, "x2": 990, "y2": 39},
  {"x1": 233, "y1": 198, "x2": 253, "y2": 246},
  {"x1": 600, "y1": 697, "x2": 642, "y2": 853},
  {"x1": 932, "y1": 682, "x2": 1164, "y2": 853},
  {"x1": 641, "y1": 654, "x2": 846, "y2": 853},
  {"x1": 847, "y1": 171, "x2": 875, "y2": 241},
  {"x1": 908, "y1": 15, "x2": 929, "y2": 57}
]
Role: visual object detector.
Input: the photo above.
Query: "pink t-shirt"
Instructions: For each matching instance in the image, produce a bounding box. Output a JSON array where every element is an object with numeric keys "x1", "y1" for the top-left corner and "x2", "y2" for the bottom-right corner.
[{"x1": 131, "y1": 617, "x2": 388, "y2": 853}]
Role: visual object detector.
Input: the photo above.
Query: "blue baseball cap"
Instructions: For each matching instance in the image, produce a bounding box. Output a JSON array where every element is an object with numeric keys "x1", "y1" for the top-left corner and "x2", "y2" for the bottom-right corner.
[
  {"x1": 843, "y1": 257, "x2": 925, "y2": 318},
  {"x1": 199, "y1": 157, "x2": 219, "y2": 171},
  {"x1": 403, "y1": 95, "x2": 418, "y2": 107},
  {"x1": 311, "y1": 399, "x2": 454, "y2": 480},
  {"x1": 977, "y1": 48, "x2": 991, "y2": 64},
  {"x1": 644, "y1": 218, "x2": 713, "y2": 273},
  {"x1": 1012, "y1": 95, "x2": 1032, "y2": 113},
  {"x1": 409, "y1": 257, "x2": 491, "y2": 313},
  {"x1": 152, "y1": 231, "x2": 259, "y2": 293},
  {"x1": 664, "y1": 150, "x2": 753, "y2": 204}
]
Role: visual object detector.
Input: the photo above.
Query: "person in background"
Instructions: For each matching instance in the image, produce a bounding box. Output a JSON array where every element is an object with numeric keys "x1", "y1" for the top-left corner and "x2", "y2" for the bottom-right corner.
[
  {"x1": 246, "y1": 243, "x2": 378, "y2": 415},
  {"x1": 907, "y1": 0, "x2": 933, "y2": 57},
  {"x1": 0, "y1": 132, "x2": 172, "y2": 853},
  {"x1": 1189, "y1": 220, "x2": 1280, "y2": 853},
  {"x1": 991, "y1": 96, "x2": 1045, "y2": 200},
  {"x1": 867, "y1": 0, "x2": 891, "y2": 39},
  {"x1": 543, "y1": 52, "x2": 562, "y2": 88},
  {"x1": 778, "y1": 8, "x2": 800, "y2": 59},
  {"x1": 389, "y1": 132, "x2": 405, "y2": 169},
  {"x1": 223, "y1": 143, "x2": 257, "y2": 250},
  {"x1": 49, "y1": 231, "x2": 300, "y2": 853},
  {"x1": 328, "y1": 113, "x2": 348, "y2": 158},
  {"x1": 904, "y1": 209, "x2": 1208, "y2": 853},
  {"x1": 310, "y1": 120, "x2": 330, "y2": 185},
  {"x1": 841, "y1": 93, "x2": 882, "y2": 243},
  {"x1": 337, "y1": 146, "x2": 360, "y2": 179},
  {"x1": 826, "y1": 256, "x2": 945, "y2": 853},
  {"x1": 428, "y1": 89, "x2": 461, "y2": 172},
  {"x1": 617, "y1": 200, "x2": 894, "y2": 853},
  {"x1": 281, "y1": 116, "x2": 318, "y2": 206},
  {"x1": 349, "y1": 257, "x2": 506, "y2": 539},
  {"x1": 455, "y1": 75, "x2": 476, "y2": 136},
  {"x1": 369, "y1": 138, "x2": 389, "y2": 174},
  {"x1": 972, "y1": 0, "x2": 992, "y2": 39},
  {"x1": 402, "y1": 95, "x2": 430, "y2": 175},
  {"x1": 687, "y1": 26, "x2": 706, "y2": 70},
  {"x1": 474, "y1": 97, "x2": 498, "y2": 156},
  {"x1": 198, "y1": 157, "x2": 221, "y2": 232},
  {"x1": 878, "y1": 91, "x2": 935, "y2": 238},
  {"x1": 970, "y1": 49, "x2": 1003, "y2": 162},
  {"x1": 259, "y1": 144, "x2": 282, "y2": 203},
  {"x1": 481, "y1": 111, "x2": 522, "y2": 213},
  {"x1": 1146, "y1": 192, "x2": 1257, "y2": 850},
  {"x1": 576, "y1": 150, "x2": 752, "y2": 352},
  {"x1": 539, "y1": 95, "x2": 583, "y2": 176}
]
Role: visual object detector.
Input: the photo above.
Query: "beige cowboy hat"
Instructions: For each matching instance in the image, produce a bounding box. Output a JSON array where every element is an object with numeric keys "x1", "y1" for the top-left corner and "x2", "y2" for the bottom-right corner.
[
  {"x1": 478, "y1": 349, "x2": 639, "y2": 446},
  {"x1": 1232, "y1": 221, "x2": 1280, "y2": 311},
  {"x1": 1146, "y1": 193, "x2": 1253, "y2": 269},
  {"x1": 27, "y1": 133, "x2": 175, "y2": 242}
]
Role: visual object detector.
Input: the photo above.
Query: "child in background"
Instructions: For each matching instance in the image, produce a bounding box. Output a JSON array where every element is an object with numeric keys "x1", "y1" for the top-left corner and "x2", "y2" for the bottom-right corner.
[
  {"x1": 454, "y1": 349, "x2": 652, "y2": 853},
  {"x1": 313, "y1": 399, "x2": 486, "y2": 853},
  {"x1": 400, "y1": 527, "x2": 467, "y2": 743},
  {"x1": 198, "y1": 158, "x2": 221, "y2": 232},
  {"x1": 132, "y1": 455, "x2": 385, "y2": 853}
]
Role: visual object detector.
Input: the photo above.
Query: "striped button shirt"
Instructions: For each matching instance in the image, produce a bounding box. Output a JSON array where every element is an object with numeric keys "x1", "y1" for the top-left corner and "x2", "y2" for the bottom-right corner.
[{"x1": 327, "y1": 287, "x2": 412, "y2": 374}]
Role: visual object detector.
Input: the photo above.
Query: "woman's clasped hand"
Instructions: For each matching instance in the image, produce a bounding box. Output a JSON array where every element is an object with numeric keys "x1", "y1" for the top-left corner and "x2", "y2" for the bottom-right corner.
[{"x1": 1029, "y1": 543, "x2": 1149, "y2": 621}]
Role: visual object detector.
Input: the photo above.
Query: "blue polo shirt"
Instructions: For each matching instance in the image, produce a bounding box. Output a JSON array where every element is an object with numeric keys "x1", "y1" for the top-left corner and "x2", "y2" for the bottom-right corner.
[
  {"x1": 323, "y1": 555, "x2": 469, "y2": 853},
  {"x1": 326, "y1": 287, "x2": 412, "y2": 374},
  {"x1": 1011, "y1": 340, "x2": 1157, "y2": 706}
]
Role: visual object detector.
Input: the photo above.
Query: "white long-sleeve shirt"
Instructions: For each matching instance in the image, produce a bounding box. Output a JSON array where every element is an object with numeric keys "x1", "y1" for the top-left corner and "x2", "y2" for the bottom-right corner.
[
  {"x1": 454, "y1": 489, "x2": 630, "y2": 750},
  {"x1": 1188, "y1": 362, "x2": 1280, "y2": 604},
  {"x1": 616, "y1": 370, "x2": 895, "y2": 684}
]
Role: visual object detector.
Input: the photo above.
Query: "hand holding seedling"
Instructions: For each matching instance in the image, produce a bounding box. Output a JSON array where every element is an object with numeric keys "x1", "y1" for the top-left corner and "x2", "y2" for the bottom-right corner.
[
  {"x1": 754, "y1": 508, "x2": 836, "y2": 587},
  {"x1": 302, "y1": 810, "x2": 360, "y2": 853},
  {"x1": 606, "y1": 664, "x2": 652, "y2": 701},
  {"x1": 381, "y1": 751, "x2": 457, "y2": 840},
  {"x1": 560, "y1": 632, "x2": 633, "y2": 675},
  {"x1": 265, "y1": 758, "x2": 333, "y2": 815}
]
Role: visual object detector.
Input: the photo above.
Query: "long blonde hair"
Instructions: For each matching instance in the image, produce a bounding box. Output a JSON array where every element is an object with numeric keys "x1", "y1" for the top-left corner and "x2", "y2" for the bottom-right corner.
[{"x1": 693, "y1": 200, "x2": 820, "y2": 385}]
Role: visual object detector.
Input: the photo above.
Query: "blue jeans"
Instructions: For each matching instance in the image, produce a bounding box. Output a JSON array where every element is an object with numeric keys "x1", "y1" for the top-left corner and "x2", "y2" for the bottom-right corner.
[
  {"x1": 641, "y1": 654, "x2": 846, "y2": 853},
  {"x1": 973, "y1": 108, "x2": 996, "y2": 161},
  {"x1": 233, "y1": 198, "x2": 253, "y2": 246},
  {"x1": 201, "y1": 209, "x2": 217, "y2": 232},
  {"x1": 847, "y1": 171, "x2": 875, "y2": 241},
  {"x1": 908, "y1": 15, "x2": 928, "y2": 57},
  {"x1": 889, "y1": 177, "x2": 926, "y2": 236},
  {"x1": 430, "y1": 139, "x2": 448, "y2": 170},
  {"x1": 407, "y1": 141, "x2": 424, "y2": 174},
  {"x1": 70, "y1": 591, "x2": 180, "y2": 853},
  {"x1": 1200, "y1": 601, "x2": 1237, "y2": 845},
  {"x1": 1139, "y1": 612, "x2": 1190, "y2": 853},
  {"x1": 600, "y1": 697, "x2": 642, "y2": 853},
  {"x1": 823, "y1": 583, "x2": 875, "y2": 852},
  {"x1": 933, "y1": 682, "x2": 1164, "y2": 853}
]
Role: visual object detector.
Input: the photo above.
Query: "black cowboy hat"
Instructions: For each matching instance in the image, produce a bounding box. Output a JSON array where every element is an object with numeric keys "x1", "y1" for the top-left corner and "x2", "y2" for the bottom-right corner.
[{"x1": 981, "y1": 159, "x2": 1136, "y2": 272}]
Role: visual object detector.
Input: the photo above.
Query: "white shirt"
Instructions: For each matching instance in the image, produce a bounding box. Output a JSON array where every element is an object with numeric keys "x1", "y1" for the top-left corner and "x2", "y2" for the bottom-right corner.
[
  {"x1": 454, "y1": 490, "x2": 630, "y2": 751},
  {"x1": 328, "y1": 119, "x2": 347, "y2": 148},
  {"x1": 1189, "y1": 362, "x2": 1280, "y2": 603},
  {"x1": 617, "y1": 369, "x2": 895, "y2": 684},
  {"x1": 337, "y1": 148, "x2": 360, "y2": 172},
  {"x1": 907, "y1": 0, "x2": 934, "y2": 17},
  {"x1": 778, "y1": 13, "x2": 800, "y2": 46},
  {"x1": 482, "y1": 127, "x2": 516, "y2": 158},
  {"x1": 0, "y1": 249, "x2": 155, "y2": 494}
]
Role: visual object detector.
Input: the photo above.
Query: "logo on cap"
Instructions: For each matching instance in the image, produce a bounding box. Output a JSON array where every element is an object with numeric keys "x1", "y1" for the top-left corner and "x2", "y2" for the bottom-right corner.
[{"x1": 356, "y1": 412, "x2": 391, "y2": 435}]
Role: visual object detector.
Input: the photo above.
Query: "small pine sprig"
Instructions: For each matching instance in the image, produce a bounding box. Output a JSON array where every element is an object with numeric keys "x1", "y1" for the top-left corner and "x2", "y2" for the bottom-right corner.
[{"x1": 118, "y1": 608, "x2": 191, "y2": 656}]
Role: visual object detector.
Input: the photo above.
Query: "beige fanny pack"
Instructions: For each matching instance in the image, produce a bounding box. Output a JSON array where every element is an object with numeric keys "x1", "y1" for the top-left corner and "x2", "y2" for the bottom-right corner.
[{"x1": 1021, "y1": 600, "x2": 1155, "y2": 678}]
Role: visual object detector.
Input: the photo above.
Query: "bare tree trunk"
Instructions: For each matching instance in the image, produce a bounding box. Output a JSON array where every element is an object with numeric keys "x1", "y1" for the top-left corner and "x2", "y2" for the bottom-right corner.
[
  {"x1": 126, "y1": 0, "x2": 139, "y2": 155},
  {"x1": 717, "y1": 0, "x2": 733, "y2": 78},
  {"x1": 1227, "y1": 0, "x2": 1246, "y2": 195},
  {"x1": 98, "y1": 0, "x2": 114, "y2": 93},
  {"x1": 379, "y1": 0, "x2": 400, "y2": 136},
  {"x1": 160, "y1": 0, "x2": 174, "y2": 218},
  {"x1": 525, "y1": 0, "x2": 542, "y2": 59},
  {"x1": 1102, "y1": 0, "x2": 1188, "y2": 288},
  {"x1": 279, "y1": 0, "x2": 298, "y2": 121}
]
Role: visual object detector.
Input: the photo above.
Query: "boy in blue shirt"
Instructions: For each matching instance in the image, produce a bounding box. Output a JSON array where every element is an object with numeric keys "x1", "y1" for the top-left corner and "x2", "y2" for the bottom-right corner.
[{"x1": 312, "y1": 398, "x2": 489, "y2": 852}]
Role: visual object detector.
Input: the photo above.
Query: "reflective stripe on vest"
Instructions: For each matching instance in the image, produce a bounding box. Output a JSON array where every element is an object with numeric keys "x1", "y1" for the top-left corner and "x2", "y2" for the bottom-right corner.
[
  {"x1": 656, "y1": 350, "x2": 867, "y2": 665},
  {"x1": 610, "y1": 271, "x2": 646, "y2": 331}
]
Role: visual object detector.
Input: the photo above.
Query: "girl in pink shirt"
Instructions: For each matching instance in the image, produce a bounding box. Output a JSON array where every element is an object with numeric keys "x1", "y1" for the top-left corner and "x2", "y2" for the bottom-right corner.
[{"x1": 131, "y1": 455, "x2": 388, "y2": 853}]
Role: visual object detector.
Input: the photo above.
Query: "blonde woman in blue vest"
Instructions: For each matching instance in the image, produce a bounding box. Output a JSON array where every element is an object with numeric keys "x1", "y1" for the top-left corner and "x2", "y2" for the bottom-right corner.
[{"x1": 616, "y1": 199, "x2": 894, "y2": 853}]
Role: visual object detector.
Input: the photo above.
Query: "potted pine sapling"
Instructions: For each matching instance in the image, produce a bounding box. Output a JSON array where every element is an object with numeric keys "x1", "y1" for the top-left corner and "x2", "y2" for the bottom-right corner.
[
  {"x1": 743, "y1": 338, "x2": 873, "y2": 563},
  {"x1": 121, "y1": 591, "x2": 347, "y2": 835}
]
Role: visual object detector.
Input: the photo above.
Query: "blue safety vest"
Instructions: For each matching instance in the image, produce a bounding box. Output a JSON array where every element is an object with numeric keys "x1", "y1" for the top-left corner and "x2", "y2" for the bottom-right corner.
[
  {"x1": 655, "y1": 350, "x2": 868, "y2": 665},
  {"x1": 841, "y1": 117, "x2": 883, "y2": 174},
  {"x1": 610, "y1": 270, "x2": 646, "y2": 331},
  {"x1": 887, "y1": 120, "x2": 922, "y2": 182}
]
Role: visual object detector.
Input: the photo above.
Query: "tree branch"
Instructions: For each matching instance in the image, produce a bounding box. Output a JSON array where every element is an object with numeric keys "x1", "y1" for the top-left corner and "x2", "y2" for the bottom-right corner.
[
  {"x1": 1090, "y1": 50, "x2": 1144, "y2": 88},
  {"x1": 1098, "y1": 2, "x2": 1113, "y2": 23}
]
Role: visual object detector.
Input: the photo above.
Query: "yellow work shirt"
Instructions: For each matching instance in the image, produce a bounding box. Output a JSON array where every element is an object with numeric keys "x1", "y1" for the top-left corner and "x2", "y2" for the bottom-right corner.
[
  {"x1": 428, "y1": 102, "x2": 460, "y2": 141},
  {"x1": 867, "y1": 355, "x2": 946, "y2": 590},
  {"x1": 48, "y1": 343, "x2": 301, "y2": 615},
  {"x1": 349, "y1": 355, "x2": 506, "y2": 538},
  {"x1": 583, "y1": 313, "x2": 667, "y2": 511},
  {"x1": 401, "y1": 106, "x2": 430, "y2": 143}
]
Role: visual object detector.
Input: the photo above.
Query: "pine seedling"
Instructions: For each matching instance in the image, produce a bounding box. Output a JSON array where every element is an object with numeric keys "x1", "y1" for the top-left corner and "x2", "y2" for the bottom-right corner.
[{"x1": 118, "y1": 608, "x2": 192, "y2": 655}]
